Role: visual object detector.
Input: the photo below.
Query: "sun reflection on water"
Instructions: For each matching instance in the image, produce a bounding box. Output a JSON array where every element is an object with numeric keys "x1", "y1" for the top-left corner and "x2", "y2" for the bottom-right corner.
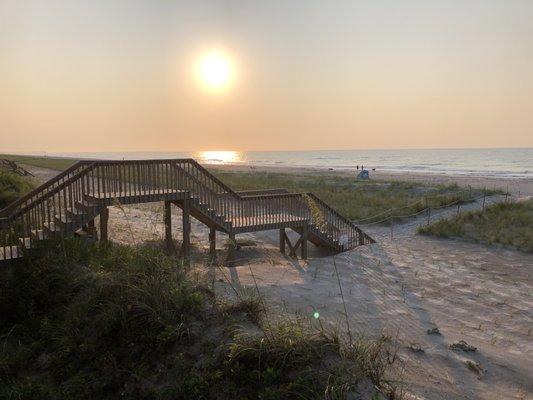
[{"x1": 195, "y1": 150, "x2": 243, "y2": 164}]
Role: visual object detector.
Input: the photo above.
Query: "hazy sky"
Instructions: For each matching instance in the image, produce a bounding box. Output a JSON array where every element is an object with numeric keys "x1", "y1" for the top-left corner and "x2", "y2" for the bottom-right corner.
[{"x1": 1, "y1": 0, "x2": 532, "y2": 152}]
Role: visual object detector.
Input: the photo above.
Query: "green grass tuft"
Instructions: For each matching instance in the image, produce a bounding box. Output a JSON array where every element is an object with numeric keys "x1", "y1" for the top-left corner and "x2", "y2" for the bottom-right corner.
[
  {"x1": 0, "y1": 170, "x2": 34, "y2": 209},
  {"x1": 418, "y1": 199, "x2": 533, "y2": 252}
]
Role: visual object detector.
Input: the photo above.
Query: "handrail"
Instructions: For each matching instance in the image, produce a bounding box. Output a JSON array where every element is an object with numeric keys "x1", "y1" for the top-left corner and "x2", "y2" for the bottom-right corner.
[
  {"x1": 237, "y1": 188, "x2": 290, "y2": 196},
  {"x1": 2, "y1": 162, "x2": 98, "y2": 224},
  {"x1": 189, "y1": 159, "x2": 241, "y2": 199},
  {"x1": 0, "y1": 160, "x2": 91, "y2": 216},
  {"x1": 306, "y1": 192, "x2": 357, "y2": 228}
]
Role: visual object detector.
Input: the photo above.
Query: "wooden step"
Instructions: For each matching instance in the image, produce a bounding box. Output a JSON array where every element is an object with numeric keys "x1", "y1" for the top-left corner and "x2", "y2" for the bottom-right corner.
[
  {"x1": 0, "y1": 245, "x2": 22, "y2": 263},
  {"x1": 18, "y1": 237, "x2": 31, "y2": 249},
  {"x1": 75, "y1": 200, "x2": 98, "y2": 213},
  {"x1": 54, "y1": 215, "x2": 77, "y2": 231},
  {"x1": 43, "y1": 223, "x2": 64, "y2": 238},
  {"x1": 66, "y1": 207, "x2": 89, "y2": 222},
  {"x1": 30, "y1": 229, "x2": 44, "y2": 241}
]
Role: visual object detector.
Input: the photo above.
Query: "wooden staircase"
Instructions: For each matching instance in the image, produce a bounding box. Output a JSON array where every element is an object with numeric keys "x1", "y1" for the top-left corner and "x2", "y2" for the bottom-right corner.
[{"x1": 0, "y1": 159, "x2": 374, "y2": 265}]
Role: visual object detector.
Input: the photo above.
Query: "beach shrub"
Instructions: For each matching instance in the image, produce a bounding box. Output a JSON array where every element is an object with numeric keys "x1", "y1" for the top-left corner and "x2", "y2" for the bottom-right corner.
[
  {"x1": 418, "y1": 199, "x2": 533, "y2": 252},
  {"x1": 0, "y1": 170, "x2": 33, "y2": 209},
  {"x1": 0, "y1": 238, "x2": 397, "y2": 399}
]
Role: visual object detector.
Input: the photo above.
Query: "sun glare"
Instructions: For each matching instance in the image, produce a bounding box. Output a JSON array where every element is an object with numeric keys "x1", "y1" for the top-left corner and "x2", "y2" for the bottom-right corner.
[
  {"x1": 196, "y1": 151, "x2": 242, "y2": 164},
  {"x1": 195, "y1": 50, "x2": 234, "y2": 92}
]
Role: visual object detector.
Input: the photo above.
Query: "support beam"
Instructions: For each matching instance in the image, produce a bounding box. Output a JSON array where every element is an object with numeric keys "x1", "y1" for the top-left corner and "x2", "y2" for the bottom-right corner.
[
  {"x1": 164, "y1": 201, "x2": 173, "y2": 254},
  {"x1": 209, "y1": 227, "x2": 216, "y2": 262},
  {"x1": 99, "y1": 207, "x2": 109, "y2": 242},
  {"x1": 181, "y1": 198, "x2": 190, "y2": 265},
  {"x1": 87, "y1": 219, "x2": 98, "y2": 241},
  {"x1": 301, "y1": 224, "x2": 308, "y2": 260},
  {"x1": 279, "y1": 227, "x2": 308, "y2": 260},
  {"x1": 227, "y1": 232, "x2": 236, "y2": 267},
  {"x1": 279, "y1": 228, "x2": 286, "y2": 254}
]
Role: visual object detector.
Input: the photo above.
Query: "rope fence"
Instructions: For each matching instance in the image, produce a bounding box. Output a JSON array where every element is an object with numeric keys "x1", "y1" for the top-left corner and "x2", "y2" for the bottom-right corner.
[{"x1": 353, "y1": 187, "x2": 517, "y2": 240}]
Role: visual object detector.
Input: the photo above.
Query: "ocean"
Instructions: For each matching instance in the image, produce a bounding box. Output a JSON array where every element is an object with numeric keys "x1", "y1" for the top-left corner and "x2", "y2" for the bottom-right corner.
[{"x1": 13, "y1": 148, "x2": 533, "y2": 179}]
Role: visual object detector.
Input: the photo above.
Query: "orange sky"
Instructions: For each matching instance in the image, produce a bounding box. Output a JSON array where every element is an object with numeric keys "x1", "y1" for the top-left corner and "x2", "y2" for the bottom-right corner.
[{"x1": 1, "y1": 0, "x2": 532, "y2": 152}]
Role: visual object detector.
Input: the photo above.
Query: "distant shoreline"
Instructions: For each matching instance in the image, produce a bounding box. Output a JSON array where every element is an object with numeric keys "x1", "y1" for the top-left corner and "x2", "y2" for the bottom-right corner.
[{"x1": 2, "y1": 148, "x2": 532, "y2": 179}]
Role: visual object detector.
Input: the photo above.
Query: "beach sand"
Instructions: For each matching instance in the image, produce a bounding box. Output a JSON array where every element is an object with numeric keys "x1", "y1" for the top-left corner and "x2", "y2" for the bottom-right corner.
[{"x1": 22, "y1": 163, "x2": 533, "y2": 399}]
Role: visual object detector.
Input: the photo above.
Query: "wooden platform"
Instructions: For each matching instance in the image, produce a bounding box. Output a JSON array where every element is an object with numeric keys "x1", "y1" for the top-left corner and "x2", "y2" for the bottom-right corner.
[
  {"x1": 232, "y1": 213, "x2": 308, "y2": 233},
  {"x1": 85, "y1": 189, "x2": 188, "y2": 205}
]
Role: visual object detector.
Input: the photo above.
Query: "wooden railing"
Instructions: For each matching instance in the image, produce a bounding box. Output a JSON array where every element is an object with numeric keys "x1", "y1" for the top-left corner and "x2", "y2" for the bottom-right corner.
[{"x1": 1, "y1": 159, "x2": 373, "y2": 262}]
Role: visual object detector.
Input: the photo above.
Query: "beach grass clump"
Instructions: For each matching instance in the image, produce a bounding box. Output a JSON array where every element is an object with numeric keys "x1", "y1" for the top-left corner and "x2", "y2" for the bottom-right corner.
[
  {"x1": 0, "y1": 169, "x2": 34, "y2": 209},
  {"x1": 212, "y1": 169, "x2": 495, "y2": 224},
  {"x1": 0, "y1": 238, "x2": 397, "y2": 399},
  {"x1": 418, "y1": 199, "x2": 533, "y2": 252}
]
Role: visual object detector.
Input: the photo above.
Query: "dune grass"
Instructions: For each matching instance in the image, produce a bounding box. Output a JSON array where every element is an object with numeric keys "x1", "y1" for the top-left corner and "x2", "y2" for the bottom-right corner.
[
  {"x1": 418, "y1": 199, "x2": 533, "y2": 252},
  {"x1": 0, "y1": 169, "x2": 34, "y2": 209},
  {"x1": 0, "y1": 154, "x2": 77, "y2": 171},
  {"x1": 212, "y1": 169, "x2": 495, "y2": 223},
  {"x1": 0, "y1": 238, "x2": 398, "y2": 399}
]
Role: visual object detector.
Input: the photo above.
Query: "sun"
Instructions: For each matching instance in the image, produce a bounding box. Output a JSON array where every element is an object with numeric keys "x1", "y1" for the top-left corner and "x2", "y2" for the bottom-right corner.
[{"x1": 195, "y1": 49, "x2": 235, "y2": 92}]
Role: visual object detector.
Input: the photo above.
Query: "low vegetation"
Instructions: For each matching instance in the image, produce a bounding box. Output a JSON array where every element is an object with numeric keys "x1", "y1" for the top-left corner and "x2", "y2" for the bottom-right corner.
[
  {"x1": 0, "y1": 169, "x2": 33, "y2": 209},
  {"x1": 418, "y1": 199, "x2": 533, "y2": 252},
  {"x1": 213, "y1": 169, "x2": 496, "y2": 223},
  {"x1": 0, "y1": 154, "x2": 77, "y2": 171},
  {"x1": 0, "y1": 239, "x2": 398, "y2": 399}
]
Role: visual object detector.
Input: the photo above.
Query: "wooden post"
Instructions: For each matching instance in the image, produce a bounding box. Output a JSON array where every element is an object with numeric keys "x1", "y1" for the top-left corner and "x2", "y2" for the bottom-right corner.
[
  {"x1": 209, "y1": 227, "x2": 216, "y2": 262},
  {"x1": 279, "y1": 228, "x2": 286, "y2": 254},
  {"x1": 425, "y1": 197, "x2": 430, "y2": 226},
  {"x1": 482, "y1": 190, "x2": 486, "y2": 211},
  {"x1": 358, "y1": 230, "x2": 365, "y2": 246},
  {"x1": 100, "y1": 207, "x2": 109, "y2": 242},
  {"x1": 301, "y1": 224, "x2": 308, "y2": 260},
  {"x1": 182, "y1": 198, "x2": 190, "y2": 265},
  {"x1": 87, "y1": 219, "x2": 98, "y2": 241},
  {"x1": 227, "y1": 232, "x2": 236, "y2": 267},
  {"x1": 164, "y1": 201, "x2": 173, "y2": 254}
]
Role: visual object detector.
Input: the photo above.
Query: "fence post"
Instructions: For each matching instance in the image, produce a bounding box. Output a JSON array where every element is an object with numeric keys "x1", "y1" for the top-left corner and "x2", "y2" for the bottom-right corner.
[
  {"x1": 425, "y1": 197, "x2": 430, "y2": 226},
  {"x1": 427, "y1": 207, "x2": 431, "y2": 226},
  {"x1": 482, "y1": 189, "x2": 486, "y2": 211},
  {"x1": 456, "y1": 203, "x2": 460, "y2": 217},
  {"x1": 505, "y1": 186, "x2": 509, "y2": 203},
  {"x1": 390, "y1": 217, "x2": 394, "y2": 240}
]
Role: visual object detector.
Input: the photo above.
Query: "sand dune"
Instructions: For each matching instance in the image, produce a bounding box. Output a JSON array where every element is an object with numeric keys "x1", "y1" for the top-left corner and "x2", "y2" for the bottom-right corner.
[{"x1": 23, "y1": 163, "x2": 533, "y2": 399}]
